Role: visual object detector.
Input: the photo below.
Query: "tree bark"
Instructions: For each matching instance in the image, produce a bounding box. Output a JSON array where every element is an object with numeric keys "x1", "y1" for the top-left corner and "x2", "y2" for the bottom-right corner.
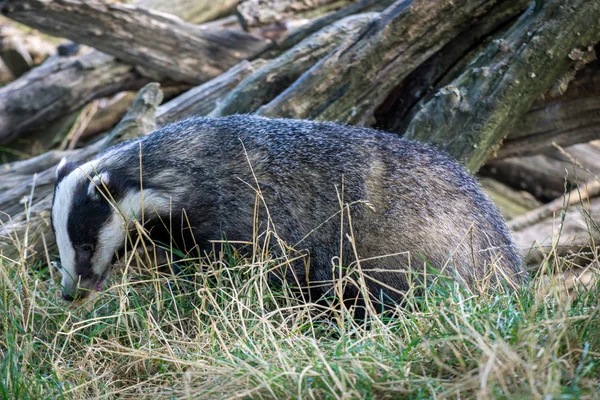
[
  {"x1": 374, "y1": 0, "x2": 531, "y2": 132},
  {"x1": 403, "y1": 0, "x2": 600, "y2": 172},
  {"x1": 257, "y1": 0, "x2": 505, "y2": 124},
  {"x1": 482, "y1": 155, "x2": 581, "y2": 202},
  {"x1": 0, "y1": 51, "x2": 148, "y2": 146},
  {"x1": 479, "y1": 177, "x2": 541, "y2": 220},
  {"x1": 212, "y1": 13, "x2": 375, "y2": 116},
  {"x1": 483, "y1": 141, "x2": 600, "y2": 202},
  {"x1": 237, "y1": 0, "x2": 349, "y2": 29},
  {"x1": 137, "y1": 0, "x2": 239, "y2": 24},
  {"x1": 0, "y1": 23, "x2": 58, "y2": 78},
  {"x1": 256, "y1": 0, "x2": 394, "y2": 59},
  {"x1": 512, "y1": 193, "x2": 600, "y2": 261},
  {"x1": 0, "y1": 0, "x2": 262, "y2": 145},
  {"x1": 157, "y1": 60, "x2": 266, "y2": 126},
  {"x1": 0, "y1": 58, "x2": 262, "y2": 219},
  {"x1": 0, "y1": 0, "x2": 267, "y2": 84},
  {"x1": 497, "y1": 57, "x2": 600, "y2": 159},
  {"x1": 509, "y1": 181, "x2": 600, "y2": 232}
]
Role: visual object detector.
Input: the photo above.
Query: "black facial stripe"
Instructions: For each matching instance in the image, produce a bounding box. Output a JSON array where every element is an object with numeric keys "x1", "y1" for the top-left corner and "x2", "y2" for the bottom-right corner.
[
  {"x1": 67, "y1": 180, "x2": 113, "y2": 279},
  {"x1": 56, "y1": 161, "x2": 78, "y2": 185},
  {"x1": 74, "y1": 248, "x2": 98, "y2": 280}
]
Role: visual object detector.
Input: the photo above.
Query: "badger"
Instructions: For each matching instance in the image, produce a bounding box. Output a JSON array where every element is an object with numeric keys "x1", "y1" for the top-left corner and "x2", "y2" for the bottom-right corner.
[{"x1": 51, "y1": 115, "x2": 524, "y2": 308}]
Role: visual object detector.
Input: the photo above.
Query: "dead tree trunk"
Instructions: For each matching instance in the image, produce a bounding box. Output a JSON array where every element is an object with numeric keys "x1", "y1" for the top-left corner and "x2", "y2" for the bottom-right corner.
[
  {"x1": 212, "y1": 13, "x2": 375, "y2": 116},
  {"x1": 256, "y1": 0, "x2": 395, "y2": 59},
  {"x1": 0, "y1": 51, "x2": 148, "y2": 146},
  {"x1": 0, "y1": 0, "x2": 266, "y2": 145},
  {"x1": 0, "y1": 0, "x2": 267, "y2": 84},
  {"x1": 0, "y1": 23, "x2": 58, "y2": 78},
  {"x1": 157, "y1": 60, "x2": 266, "y2": 126},
  {"x1": 237, "y1": 0, "x2": 351, "y2": 29},
  {"x1": 497, "y1": 56, "x2": 600, "y2": 159},
  {"x1": 256, "y1": 0, "x2": 506, "y2": 124},
  {"x1": 137, "y1": 0, "x2": 239, "y2": 24},
  {"x1": 403, "y1": 0, "x2": 600, "y2": 172}
]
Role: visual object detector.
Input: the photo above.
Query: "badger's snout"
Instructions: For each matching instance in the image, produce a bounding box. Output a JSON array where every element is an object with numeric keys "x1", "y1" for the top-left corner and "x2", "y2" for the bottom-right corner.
[
  {"x1": 60, "y1": 276, "x2": 101, "y2": 301},
  {"x1": 61, "y1": 290, "x2": 76, "y2": 301}
]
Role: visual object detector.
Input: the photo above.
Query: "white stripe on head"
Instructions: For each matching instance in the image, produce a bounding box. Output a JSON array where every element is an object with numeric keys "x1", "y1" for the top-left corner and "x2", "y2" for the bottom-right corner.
[
  {"x1": 56, "y1": 157, "x2": 68, "y2": 175},
  {"x1": 53, "y1": 161, "x2": 99, "y2": 291},
  {"x1": 91, "y1": 188, "x2": 175, "y2": 277},
  {"x1": 87, "y1": 171, "x2": 110, "y2": 200}
]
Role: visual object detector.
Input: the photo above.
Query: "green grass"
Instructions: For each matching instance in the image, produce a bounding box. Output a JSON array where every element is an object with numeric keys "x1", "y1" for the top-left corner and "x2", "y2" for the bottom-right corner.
[{"x1": 1, "y1": 233, "x2": 599, "y2": 399}]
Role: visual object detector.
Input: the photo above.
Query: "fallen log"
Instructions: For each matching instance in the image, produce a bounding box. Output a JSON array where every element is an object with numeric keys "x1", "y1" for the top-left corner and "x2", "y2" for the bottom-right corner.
[
  {"x1": 237, "y1": 0, "x2": 350, "y2": 29},
  {"x1": 0, "y1": 83, "x2": 164, "y2": 258},
  {"x1": 479, "y1": 177, "x2": 542, "y2": 220},
  {"x1": 375, "y1": 0, "x2": 531, "y2": 133},
  {"x1": 0, "y1": 0, "x2": 267, "y2": 84},
  {"x1": 0, "y1": 51, "x2": 149, "y2": 146},
  {"x1": 513, "y1": 193, "x2": 600, "y2": 263},
  {"x1": 156, "y1": 60, "x2": 266, "y2": 126},
  {"x1": 137, "y1": 0, "x2": 239, "y2": 24},
  {"x1": 0, "y1": 58, "x2": 262, "y2": 219},
  {"x1": 403, "y1": 0, "x2": 600, "y2": 172},
  {"x1": 212, "y1": 12, "x2": 376, "y2": 116},
  {"x1": 257, "y1": 0, "x2": 504, "y2": 125},
  {"x1": 497, "y1": 56, "x2": 600, "y2": 159},
  {"x1": 0, "y1": 0, "x2": 265, "y2": 146},
  {"x1": 510, "y1": 181, "x2": 600, "y2": 232},
  {"x1": 0, "y1": 22, "x2": 58, "y2": 77},
  {"x1": 483, "y1": 141, "x2": 600, "y2": 202},
  {"x1": 257, "y1": 0, "x2": 394, "y2": 59}
]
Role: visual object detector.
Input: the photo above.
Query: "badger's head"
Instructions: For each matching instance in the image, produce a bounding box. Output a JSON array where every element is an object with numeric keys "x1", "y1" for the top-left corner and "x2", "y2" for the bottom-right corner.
[{"x1": 51, "y1": 158, "x2": 131, "y2": 301}]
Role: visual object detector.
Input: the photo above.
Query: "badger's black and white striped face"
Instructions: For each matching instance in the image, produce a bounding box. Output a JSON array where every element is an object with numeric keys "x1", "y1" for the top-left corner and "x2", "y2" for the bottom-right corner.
[
  {"x1": 52, "y1": 158, "x2": 128, "y2": 301},
  {"x1": 52, "y1": 157, "x2": 175, "y2": 301}
]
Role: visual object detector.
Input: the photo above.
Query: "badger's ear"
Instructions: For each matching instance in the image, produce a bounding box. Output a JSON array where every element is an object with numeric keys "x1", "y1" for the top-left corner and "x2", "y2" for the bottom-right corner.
[
  {"x1": 56, "y1": 157, "x2": 78, "y2": 184},
  {"x1": 87, "y1": 171, "x2": 120, "y2": 201}
]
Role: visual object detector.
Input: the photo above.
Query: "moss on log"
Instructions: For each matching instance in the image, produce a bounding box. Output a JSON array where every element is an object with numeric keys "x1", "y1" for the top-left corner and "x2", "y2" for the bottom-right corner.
[
  {"x1": 403, "y1": 0, "x2": 600, "y2": 172},
  {"x1": 212, "y1": 13, "x2": 375, "y2": 116},
  {"x1": 256, "y1": 0, "x2": 505, "y2": 125}
]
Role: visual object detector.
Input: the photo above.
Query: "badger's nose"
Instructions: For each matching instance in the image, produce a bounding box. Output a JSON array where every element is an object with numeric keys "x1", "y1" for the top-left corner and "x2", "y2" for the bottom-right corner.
[{"x1": 61, "y1": 290, "x2": 75, "y2": 301}]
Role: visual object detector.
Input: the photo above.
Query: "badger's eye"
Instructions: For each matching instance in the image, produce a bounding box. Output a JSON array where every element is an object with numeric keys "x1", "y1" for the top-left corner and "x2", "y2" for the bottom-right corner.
[{"x1": 79, "y1": 244, "x2": 94, "y2": 254}]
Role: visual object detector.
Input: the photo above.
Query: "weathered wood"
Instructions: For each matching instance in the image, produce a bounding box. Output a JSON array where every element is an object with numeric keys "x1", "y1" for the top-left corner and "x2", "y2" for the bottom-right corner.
[
  {"x1": 482, "y1": 155, "x2": 579, "y2": 202},
  {"x1": 0, "y1": 57, "x2": 12, "y2": 82},
  {"x1": 137, "y1": 0, "x2": 239, "y2": 24},
  {"x1": 0, "y1": 23, "x2": 58, "y2": 77},
  {"x1": 0, "y1": 0, "x2": 267, "y2": 84},
  {"x1": 497, "y1": 57, "x2": 600, "y2": 159},
  {"x1": 403, "y1": 0, "x2": 600, "y2": 172},
  {"x1": 0, "y1": 51, "x2": 149, "y2": 146},
  {"x1": 0, "y1": 60, "x2": 261, "y2": 217},
  {"x1": 237, "y1": 0, "x2": 349, "y2": 29},
  {"x1": 0, "y1": 0, "x2": 264, "y2": 145},
  {"x1": 513, "y1": 194, "x2": 600, "y2": 262},
  {"x1": 480, "y1": 177, "x2": 542, "y2": 220},
  {"x1": 510, "y1": 180, "x2": 600, "y2": 232},
  {"x1": 0, "y1": 83, "x2": 163, "y2": 258},
  {"x1": 375, "y1": 0, "x2": 531, "y2": 132},
  {"x1": 157, "y1": 60, "x2": 266, "y2": 126},
  {"x1": 212, "y1": 13, "x2": 375, "y2": 116},
  {"x1": 257, "y1": 0, "x2": 503, "y2": 125},
  {"x1": 255, "y1": 0, "x2": 394, "y2": 60},
  {"x1": 483, "y1": 141, "x2": 600, "y2": 202}
]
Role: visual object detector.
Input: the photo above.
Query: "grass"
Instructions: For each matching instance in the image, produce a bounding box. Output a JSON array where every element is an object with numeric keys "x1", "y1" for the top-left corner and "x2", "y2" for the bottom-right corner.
[{"x1": 1, "y1": 227, "x2": 599, "y2": 400}]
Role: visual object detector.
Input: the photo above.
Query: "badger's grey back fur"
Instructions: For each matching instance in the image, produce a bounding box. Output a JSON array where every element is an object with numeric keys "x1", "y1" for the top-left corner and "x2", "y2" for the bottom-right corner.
[{"x1": 52, "y1": 115, "x2": 524, "y2": 305}]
